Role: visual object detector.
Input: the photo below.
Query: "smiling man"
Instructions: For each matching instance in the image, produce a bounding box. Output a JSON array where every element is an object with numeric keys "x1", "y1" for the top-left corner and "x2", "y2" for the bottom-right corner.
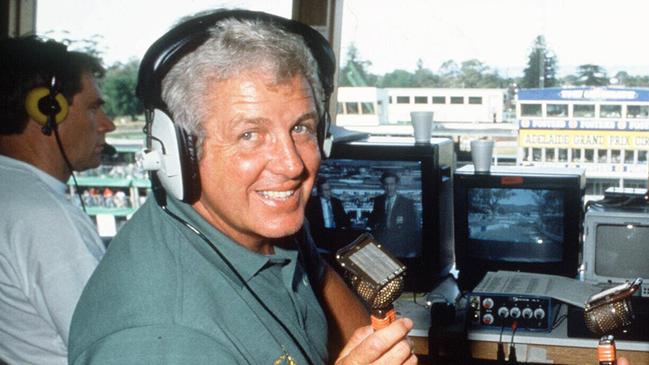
[
  {"x1": 0, "y1": 36, "x2": 114, "y2": 364},
  {"x1": 69, "y1": 10, "x2": 416, "y2": 365}
]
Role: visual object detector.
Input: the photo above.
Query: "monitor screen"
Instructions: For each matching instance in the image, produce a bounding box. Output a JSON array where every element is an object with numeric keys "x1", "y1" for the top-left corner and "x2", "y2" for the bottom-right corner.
[
  {"x1": 453, "y1": 165, "x2": 584, "y2": 291},
  {"x1": 467, "y1": 187, "x2": 565, "y2": 263},
  {"x1": 308, "y1": 159, "x2": 423, "y2": 258},
  {"x1": 595, "y1": 223, "x2": 649, "y2": 279}
]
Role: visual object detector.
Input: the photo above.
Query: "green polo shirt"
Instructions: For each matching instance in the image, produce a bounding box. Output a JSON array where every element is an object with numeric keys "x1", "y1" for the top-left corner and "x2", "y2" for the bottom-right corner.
[{"x1": 69, "y1": 196, "x2": 329, "y2": 364}]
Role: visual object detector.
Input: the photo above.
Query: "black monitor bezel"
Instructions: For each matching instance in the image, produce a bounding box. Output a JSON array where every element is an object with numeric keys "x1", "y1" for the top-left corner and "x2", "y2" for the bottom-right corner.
[
  {"x1": 323, "y1": 138, "x2": 451, "y2": 293},
  {"x1": 454, "y1": 168, "x2": 583, "y2": 291}
]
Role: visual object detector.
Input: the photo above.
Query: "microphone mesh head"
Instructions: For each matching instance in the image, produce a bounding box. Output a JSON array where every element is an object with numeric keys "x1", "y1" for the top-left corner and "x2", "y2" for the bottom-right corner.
[
  {"x1": 351, "y1": 274, "x2": 405, "y2": 310},
  {"x1": 584, "y1": 294, "x2": 635, "y2": 335}
]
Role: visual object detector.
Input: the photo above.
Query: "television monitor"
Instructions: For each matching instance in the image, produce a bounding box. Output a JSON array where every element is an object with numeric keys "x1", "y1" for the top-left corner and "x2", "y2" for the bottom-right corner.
[
  {"x1": 308, "y1": 136, "x2": 455, "y2": 293},
  {"x1": 454, "y1": 165, "x2": 585, "y2": 291},
  {"x1": 582, "y1": 205, "x2": 649, "y2": 297}
]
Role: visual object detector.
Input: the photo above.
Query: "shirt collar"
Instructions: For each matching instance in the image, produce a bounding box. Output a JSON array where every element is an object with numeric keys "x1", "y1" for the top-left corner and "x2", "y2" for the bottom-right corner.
[
  {"x1": 166, "y1": 195, "x2": 299, "y2": 284},
  {"x1": 0, "y1": 155, "x2": 67, "y2": 196}
]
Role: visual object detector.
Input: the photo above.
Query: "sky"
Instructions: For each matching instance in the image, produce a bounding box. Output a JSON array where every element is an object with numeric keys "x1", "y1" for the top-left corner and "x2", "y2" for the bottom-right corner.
[{"x1": 37, "y1": 0, "x2": 649, "y2": 78}]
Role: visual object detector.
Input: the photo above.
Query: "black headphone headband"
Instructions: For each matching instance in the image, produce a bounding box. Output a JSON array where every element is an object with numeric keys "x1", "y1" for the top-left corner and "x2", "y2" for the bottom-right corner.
[{"x1": 136, "y1": 9, "x2": 335, "y2": 112}]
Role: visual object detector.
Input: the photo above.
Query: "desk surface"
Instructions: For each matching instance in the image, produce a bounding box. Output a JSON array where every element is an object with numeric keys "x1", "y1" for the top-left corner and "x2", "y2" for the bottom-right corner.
[{"x1": 395, "y1": 295, "x2": 649, "y2": 364}]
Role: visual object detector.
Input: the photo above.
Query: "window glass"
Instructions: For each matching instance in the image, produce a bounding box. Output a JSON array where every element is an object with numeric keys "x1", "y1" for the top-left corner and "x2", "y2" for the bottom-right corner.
[
  {"x1": 521, "y1": 104, "x2": 542, "y2": 117},
  {"x1": 558, "y1": 148, "x2": 568, "y2": 162},
  {"x1": 611, "y1": 149, "x2": 621, "y2": 163},
  {"x1": 468, "y1": 96, "x2": 482, "y2": 105},
  {"x1": 545, "y1": 148, "x2": 555, "y2": 161},
  {"x1": 361, "y1": 102, "x2": 375, "y2": 114},
  {"x1": 336, "y1": 102, "x2": 344, "y2": 114},
  {"x1": 345, "y1": 102, "x2": 359, "y2": 114},
  {"x1": 624, "y1": 150, "x2": 634, "y2": 164},
  {"x1": 432, "y1": 96, "x2": 446, "y2": 104},
  {"x1": 547, "y1": 104, "x2": 568, "y2": 117},
  {"x1": 600, "y1": 104, "x2": 622, "y2": 118},
  {"x1": 627, "y1": 105, "x2": 649, "y2": 118},
  {"x1": 450, "y1": 96, "x2": 464, "y2": 104},
  {"x1": 396, "y1": 96, "x2": 410, "y2": 104},
  {"x1": 532, "y1": 148, "x2": 542, "y2": 161},
  {"x1": 597, "y1": 149, "x2": 607, "y2": 163},
  {"x1": 414, "y1": 96, "x2": 428, "y2": 104},
  {"x1": 585, "y1": 149, "x2": 594, "y2": 162},
  {"x1": 572, "y1": 148, "x2": 582, "y2": 162},
  {"x1": 573, "y1": 104, "x2": 595, "y2": 118},
  {"x1": 638, "y1": 150, "x2": 648, "y2": 164}
]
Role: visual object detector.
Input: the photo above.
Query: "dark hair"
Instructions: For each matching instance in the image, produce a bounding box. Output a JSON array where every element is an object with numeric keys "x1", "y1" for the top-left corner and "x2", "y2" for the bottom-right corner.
[
  {"x1": 380, "y1": 171, "x2": 400, "y2": 184},
  {"x1": 0, "y1": 36, "x2": 105, "y2": 135}
]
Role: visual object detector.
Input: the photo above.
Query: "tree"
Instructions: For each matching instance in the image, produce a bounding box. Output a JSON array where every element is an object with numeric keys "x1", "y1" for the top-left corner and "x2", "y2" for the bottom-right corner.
[
  {"x1": 379, "y1": 69, "x2": 415, "y2": 87},
  {"x1": 101, "y1": 59, "x2": 142, "y2": 119},
  {"x1": 574, "y1": 64, "x2": 609, "y2": 86},
  {"x1": 521, "y1": 35, "x2": 558, "y2": 88},
  {"x1": 413, "y1": 59, "x2": 440, "y2": 87},
  {"x1": 339, "y1": 44, "x2": 377, "y2": 86}
]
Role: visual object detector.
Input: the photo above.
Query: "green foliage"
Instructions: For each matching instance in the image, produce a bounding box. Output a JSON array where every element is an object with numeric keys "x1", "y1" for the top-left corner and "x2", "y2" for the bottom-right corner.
[
  {"x1": 101, "y1": 59, "x2": 143, "y2": 119},
  {"x1": 339, "y1": 44, "x2": 378, "y2": 86},
  {"x1": 572, "y1": 64, "x2": 609, "y2": 86},
  {"x1": 521, "y1": 35, "x2": 558, "y2": 88}
]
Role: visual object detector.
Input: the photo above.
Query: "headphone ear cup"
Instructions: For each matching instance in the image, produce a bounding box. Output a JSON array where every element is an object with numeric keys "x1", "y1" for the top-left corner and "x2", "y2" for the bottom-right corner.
[
  {"x1": 175, "y1": 126, "x2": 201, "y2": 203},
  {"x1": 25, "y1": 87, "x2": 69, "y2": 125},
  {"x1": 147, "y1": 109, "x2": 201, "y2": 204}
]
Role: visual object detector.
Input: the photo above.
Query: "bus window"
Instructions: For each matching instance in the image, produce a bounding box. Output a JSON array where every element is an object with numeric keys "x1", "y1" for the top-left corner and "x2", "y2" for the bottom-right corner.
[
  {"x1": 532, "y1": 148, "x2": 542, "y2": 162},
  {"x1": 523, "y1": 147, "x2": 530, "y2": 161},
  {"x1": 558, "y1": 148, "x2": 568, "y2": 162},
  {"x1": 611, "y1": 149, "x2": 621, "y2": 163},
  {"x1": 547, "y1": 104, "x2": 568, "y2": 117},
  {"x1": 585, "y1": 149, "x2": 594, "y2": 163},
  {"x1": 627, "y1": 105, "x2": 649, "y2": 118},
  {"x1": 521, "y1": 104, "x2": 542, "y2": 117},
  {"x1": 450, "y1": 96, "x2": 464, "y2": 104},
  {"x1": 337, "y1": 102, "x2": 344, "y2": 114},
  {"x1": 573, "y1": 104, "x2": 595, "y2": 118},
  {"x1": 600, "y1": 104, "x2": 622, "y2": 118}
]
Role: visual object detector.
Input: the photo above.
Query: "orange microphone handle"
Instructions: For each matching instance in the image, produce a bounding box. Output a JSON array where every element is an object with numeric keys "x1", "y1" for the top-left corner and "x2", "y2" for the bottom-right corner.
[
  {"x1": 371, "y1": 307, "x2": 397, "y2": 330},
  {"x1": 598, "y1": 335, "x2": 617, "y2": 365}
]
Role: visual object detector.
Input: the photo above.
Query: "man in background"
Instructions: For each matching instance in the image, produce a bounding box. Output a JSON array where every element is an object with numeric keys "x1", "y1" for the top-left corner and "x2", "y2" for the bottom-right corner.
[
  {"x1": 305, "y1": 177, "x2": 353, "y2": 252},
  {"x1": 368, "y1": 171, "x2": 420, "y2": 257},
  {"x1": 0, "y1": 36, "x2": 114, "y2": 364}
]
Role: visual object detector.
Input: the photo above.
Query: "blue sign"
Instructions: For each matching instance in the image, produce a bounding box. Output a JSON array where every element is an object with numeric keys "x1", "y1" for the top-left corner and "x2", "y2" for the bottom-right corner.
[{"x1": 518, "y1": 87, "x2": 649, "y2": 102}]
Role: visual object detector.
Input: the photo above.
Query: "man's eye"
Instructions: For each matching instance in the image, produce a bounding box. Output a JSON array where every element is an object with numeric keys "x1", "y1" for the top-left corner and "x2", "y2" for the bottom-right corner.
[
  {"x1": 293, "y1": 124, "x2": 314, "y2": 134},
  {"x1": 241, "y1": 131, "x2": 255, "y2": 140}
]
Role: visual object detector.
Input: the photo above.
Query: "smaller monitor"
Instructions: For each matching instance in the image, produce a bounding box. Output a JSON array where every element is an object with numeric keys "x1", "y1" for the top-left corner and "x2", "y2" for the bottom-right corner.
[
  {"x1": 583, "y1": 206, "x2": 649, "y2": 297},
  {"x1": 454, "y1": 165, "x2": 585, "y2": 290}
]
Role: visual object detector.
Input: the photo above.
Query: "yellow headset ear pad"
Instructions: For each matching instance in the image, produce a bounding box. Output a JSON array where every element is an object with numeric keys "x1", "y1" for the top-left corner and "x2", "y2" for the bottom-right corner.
[{"x1": 25, "y1": 87, "x2": 70, "y2": 126}]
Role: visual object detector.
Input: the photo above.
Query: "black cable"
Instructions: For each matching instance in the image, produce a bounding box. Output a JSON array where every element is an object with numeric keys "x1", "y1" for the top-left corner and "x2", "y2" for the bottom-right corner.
[
  {"x1": 53, "y1": 126, "x2": 86, "y2": 212},
  {"x1": 497, "y1": 325, "x2": 506, "y2": 364},
  {"x1": 160, "y1": 204, "x2": 315, "y2": 365},
  {"x1": 508, "y1": 321, "x2": 518, "y2": 365}
]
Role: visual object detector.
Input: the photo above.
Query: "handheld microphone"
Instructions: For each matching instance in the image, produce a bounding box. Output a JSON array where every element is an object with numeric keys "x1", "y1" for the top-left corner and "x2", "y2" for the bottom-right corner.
[{"x1": 336, "y1": 233, "x2": 406, "y2": 330}]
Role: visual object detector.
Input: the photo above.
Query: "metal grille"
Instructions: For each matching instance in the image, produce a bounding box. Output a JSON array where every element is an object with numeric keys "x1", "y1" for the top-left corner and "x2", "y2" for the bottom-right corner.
[{"x1": 584, "y1": 299, "x2": 634, "y2": 335}]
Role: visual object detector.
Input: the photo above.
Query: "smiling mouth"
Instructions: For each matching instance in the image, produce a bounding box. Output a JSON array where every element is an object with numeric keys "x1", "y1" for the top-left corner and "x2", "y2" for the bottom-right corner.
[{"x1": 258, "y1": 190, "x2": 296, "y2": 200}]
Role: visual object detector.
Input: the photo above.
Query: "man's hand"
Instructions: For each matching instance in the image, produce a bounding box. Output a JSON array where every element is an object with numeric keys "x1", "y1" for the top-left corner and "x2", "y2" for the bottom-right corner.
[{"x1": 335, "y1": 318, "x2": 417, "y2": 365}]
